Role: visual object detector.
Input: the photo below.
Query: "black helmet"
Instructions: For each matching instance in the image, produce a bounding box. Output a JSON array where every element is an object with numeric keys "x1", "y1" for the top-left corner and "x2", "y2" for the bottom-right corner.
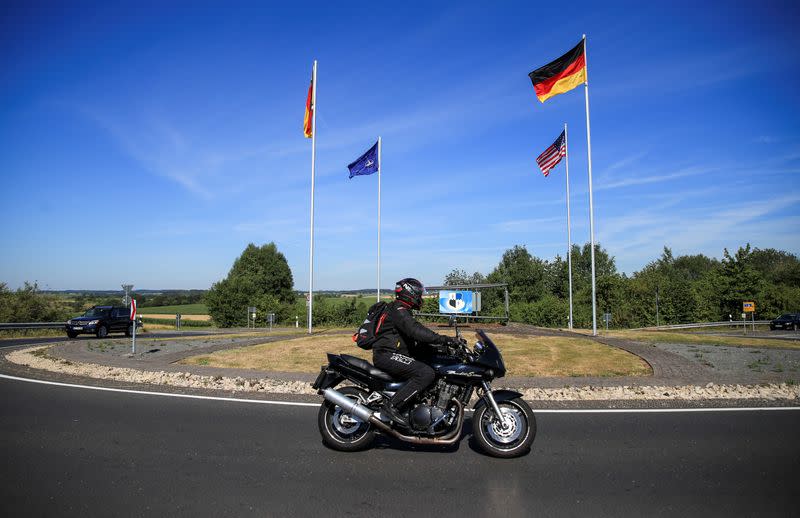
[{"x1": 395, "y1": 278, "x2": 425, "y2": 309}]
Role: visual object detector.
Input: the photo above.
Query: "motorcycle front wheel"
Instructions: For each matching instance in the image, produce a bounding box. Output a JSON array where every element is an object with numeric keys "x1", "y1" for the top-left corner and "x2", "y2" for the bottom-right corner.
[
  {"x1": 317, "y1": 386, "x2": 375, "y2": 451},
  {"x1": 473, "y1": 397, "x2": 536, "y2": 458}
]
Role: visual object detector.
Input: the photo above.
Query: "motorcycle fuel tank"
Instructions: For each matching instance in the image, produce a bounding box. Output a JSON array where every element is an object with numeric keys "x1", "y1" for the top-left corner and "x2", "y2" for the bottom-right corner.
[{"x1": 432, "y1": 362, "x2": 486, "y2": 379}]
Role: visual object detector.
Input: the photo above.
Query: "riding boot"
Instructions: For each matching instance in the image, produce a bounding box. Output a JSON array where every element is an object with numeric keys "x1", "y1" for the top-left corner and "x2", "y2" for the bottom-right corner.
[{"x1": 381, "y1": 400, "x2": 409, "y2": 427}]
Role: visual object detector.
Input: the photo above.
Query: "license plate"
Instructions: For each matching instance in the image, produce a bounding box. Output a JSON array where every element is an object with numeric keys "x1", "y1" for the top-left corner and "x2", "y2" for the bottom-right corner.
[{"x1": 73, "y1": 327, "x2": 83, "y2": 331}]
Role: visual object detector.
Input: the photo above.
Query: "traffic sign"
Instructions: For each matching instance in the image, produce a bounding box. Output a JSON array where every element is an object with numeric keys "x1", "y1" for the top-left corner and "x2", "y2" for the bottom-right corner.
[
  {"x1": 743, "y1": 301, "x2": 755, "y2": 313},
  {"x1": 130, "y1": 299, "x2": 137, "y2": 321}
]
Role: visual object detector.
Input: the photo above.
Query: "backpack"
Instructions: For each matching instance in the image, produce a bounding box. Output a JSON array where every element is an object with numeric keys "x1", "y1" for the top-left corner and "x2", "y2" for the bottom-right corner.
[{"x1": 352, "y1": 301, "x2": 389, "y2": 350}]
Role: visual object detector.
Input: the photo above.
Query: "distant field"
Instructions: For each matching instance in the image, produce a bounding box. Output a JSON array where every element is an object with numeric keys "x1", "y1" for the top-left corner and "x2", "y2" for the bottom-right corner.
[
  {"x1": 138, "y1": 303, "x2": 208, "y2": 315},
  {"x1": 141, "y1": 314, "x2": 211, "y2": 321},
  {"x1": 598, "y1": 329, "x2": 800, "y2": 350}
]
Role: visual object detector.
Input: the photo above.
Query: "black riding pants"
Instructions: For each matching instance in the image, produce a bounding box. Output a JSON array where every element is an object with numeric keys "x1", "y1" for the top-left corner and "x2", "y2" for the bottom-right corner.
[{"x1": 373, "y1": 351, "x2": 435, "y2": 409}]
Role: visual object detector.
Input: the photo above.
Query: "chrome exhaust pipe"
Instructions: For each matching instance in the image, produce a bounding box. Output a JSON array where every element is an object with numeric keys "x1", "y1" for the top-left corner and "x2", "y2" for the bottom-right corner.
[
  {"x1": 322, "y1": 389, "x2": 465, "y2": 445},
  {"x1": 322, "y1": 388, "x2": 374, "y2": 422}
]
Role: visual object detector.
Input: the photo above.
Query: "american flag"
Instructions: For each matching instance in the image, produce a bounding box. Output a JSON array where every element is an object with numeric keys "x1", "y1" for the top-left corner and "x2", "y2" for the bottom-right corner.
[{"x1": 536, "y1": 130, "x2": 566, "y2": 177}]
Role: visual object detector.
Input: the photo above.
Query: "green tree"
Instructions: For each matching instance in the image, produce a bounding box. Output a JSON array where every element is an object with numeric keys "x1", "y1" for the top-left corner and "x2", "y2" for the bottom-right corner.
[
  {"x1": 486, "y1": 245, "x2": 546, "y2": 306},
  {"x1": 205, "y1": 243, "x2": 295, "y2": 327},
  {"x1": 716, "y1": 244, "x2": 763, "y2": 319},
  {"x1": 443, "y1": 269, "x2": 486, "y2": 286},
  {"x1": 0, "y1": 282, "x2": 69, "y2": 322}
]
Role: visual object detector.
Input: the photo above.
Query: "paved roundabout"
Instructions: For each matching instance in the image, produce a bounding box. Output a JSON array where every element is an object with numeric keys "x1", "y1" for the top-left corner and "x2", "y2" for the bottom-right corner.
[{"x1": 1, "y1": 327, "x2": 799, "y2": 516}]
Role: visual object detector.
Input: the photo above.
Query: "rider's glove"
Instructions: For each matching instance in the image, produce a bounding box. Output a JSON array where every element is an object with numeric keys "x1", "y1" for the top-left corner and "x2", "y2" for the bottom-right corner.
[{"x1": 444, "y1": 336, "x2": 463, "y2": 355}]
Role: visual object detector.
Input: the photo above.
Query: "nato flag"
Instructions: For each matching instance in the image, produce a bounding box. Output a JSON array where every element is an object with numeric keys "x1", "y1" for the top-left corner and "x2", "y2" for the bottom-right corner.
[{"x1": 347, "y1": 141, "x2": 379, "y2": 179}]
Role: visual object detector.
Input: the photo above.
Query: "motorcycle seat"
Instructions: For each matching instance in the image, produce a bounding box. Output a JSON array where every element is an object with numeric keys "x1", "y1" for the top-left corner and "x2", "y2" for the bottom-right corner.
[{"x1": 340, "y1": 354, "x2": 396, "y2": 382}]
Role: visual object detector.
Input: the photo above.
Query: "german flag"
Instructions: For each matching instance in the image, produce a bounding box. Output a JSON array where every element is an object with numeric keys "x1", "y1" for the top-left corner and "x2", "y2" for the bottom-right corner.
[
  {"x1": 303, "y1": 76, "x2": 314, "y2": 138},
  {"x1": 529, "y1": 39, "x2": 586, "y2": 103}
]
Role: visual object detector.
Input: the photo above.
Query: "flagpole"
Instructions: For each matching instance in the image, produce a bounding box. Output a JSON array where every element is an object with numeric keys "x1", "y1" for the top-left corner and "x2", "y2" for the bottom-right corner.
[
  {"x1": 565, "y1": 122, "x2": 574, "y2": 330},
  {"x1": 582, "y1": 34, "x2": 598, "y2": 336},
  {"x1": 377, "y1": 136, "x2": 382, "y2": 303},
  {"x1": 308, "y1": 60, "x2": 317, "y2": 334}
]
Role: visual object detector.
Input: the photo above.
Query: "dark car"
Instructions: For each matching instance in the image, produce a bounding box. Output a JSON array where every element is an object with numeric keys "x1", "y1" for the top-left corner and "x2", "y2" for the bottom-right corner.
[
  {"x1": 65, "y1": 306, "x2": 136, "y2": 338},
  {"x1": 770, "y1": 313, "x2": 800, "y2": 331}
]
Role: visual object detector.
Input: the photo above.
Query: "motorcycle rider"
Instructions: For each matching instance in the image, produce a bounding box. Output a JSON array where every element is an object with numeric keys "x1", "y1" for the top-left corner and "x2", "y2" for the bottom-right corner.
[{"x1": 372, "y1": 278, "x2": 458, "y2": 426}]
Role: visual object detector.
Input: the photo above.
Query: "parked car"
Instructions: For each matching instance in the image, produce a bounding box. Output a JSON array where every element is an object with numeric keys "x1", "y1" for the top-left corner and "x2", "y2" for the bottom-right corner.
[
  {"x1": 65, "y1": 306, "x2": 137, "y2": 338},
  {"x1": 770, "y1": 313, "x2": 800, "y2": 331}
]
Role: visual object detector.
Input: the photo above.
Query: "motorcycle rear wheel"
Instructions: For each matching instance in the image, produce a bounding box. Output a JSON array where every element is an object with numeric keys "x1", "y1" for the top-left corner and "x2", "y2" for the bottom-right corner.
[
  {"x1": 318, "y1": 386, "x2": 375, "y2": 451},
  {"x1": 473, "y1": 397, "x2": 536, "y2": 458}
]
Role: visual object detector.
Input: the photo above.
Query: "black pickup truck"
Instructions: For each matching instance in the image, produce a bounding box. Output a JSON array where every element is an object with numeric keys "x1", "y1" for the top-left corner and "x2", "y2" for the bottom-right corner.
[{"x1": 65, "y1": 305, "x2": 137, "y2": 338}]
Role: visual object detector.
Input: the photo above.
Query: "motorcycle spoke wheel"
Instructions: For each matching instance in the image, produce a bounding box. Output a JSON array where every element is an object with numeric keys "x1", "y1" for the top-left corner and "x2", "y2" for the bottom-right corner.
[
  {"x1": 317, "y1": 386, "x2": 375, "y2": 451},
  {"x1": 473, "y1": 398, "x2": 536, "y2": 458}
]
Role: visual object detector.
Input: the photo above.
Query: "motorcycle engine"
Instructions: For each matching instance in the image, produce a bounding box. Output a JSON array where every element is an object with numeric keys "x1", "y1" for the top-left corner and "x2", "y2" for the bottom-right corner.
[{"x1": 409, "y1": 403, "x2": 445, "y2": 432}]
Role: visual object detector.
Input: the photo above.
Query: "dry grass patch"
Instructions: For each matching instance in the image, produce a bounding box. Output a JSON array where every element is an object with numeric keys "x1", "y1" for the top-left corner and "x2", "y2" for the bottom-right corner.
[
  {"x1": 179, "y1": 331, "x2": 651, "y2": 377},
  {"x1": 604, "y1": 330, "x2": 800, "y2": 350},
  {"x1": 180, "y1": 333, "x2": 365, "y2": 372},
  {"x1": 495, "y1": 334, "x2": 650, "y2": 377}
]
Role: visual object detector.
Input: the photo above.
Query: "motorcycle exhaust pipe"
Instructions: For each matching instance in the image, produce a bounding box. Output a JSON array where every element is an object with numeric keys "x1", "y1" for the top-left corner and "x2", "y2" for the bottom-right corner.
[
  {"x1": 322, "y1": 388, "x2": 374, "y2": 422},
  {"x1": 323, "y1": 389, "x2": 466, "y2": 445}
]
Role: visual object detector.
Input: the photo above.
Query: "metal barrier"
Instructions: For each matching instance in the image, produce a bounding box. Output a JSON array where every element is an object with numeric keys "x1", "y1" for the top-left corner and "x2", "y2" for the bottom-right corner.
[
  {"x1": 635, "y1": 321, "x2": 771, "y2": 331},
  {"x1": 0, "y1": 322, "x2": 66, "y2": 330}
]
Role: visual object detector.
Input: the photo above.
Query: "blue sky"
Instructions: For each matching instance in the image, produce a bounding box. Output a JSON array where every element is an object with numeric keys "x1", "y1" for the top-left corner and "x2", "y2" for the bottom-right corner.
[{"x1": 1, "y1": 1, "x2": 798, "y2": 291}]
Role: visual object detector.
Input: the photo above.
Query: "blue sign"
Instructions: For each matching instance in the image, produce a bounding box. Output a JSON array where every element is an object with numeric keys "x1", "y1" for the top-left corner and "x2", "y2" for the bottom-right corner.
[{"x1": 439, "y1": 291, "x2": 474, "y2": 314}]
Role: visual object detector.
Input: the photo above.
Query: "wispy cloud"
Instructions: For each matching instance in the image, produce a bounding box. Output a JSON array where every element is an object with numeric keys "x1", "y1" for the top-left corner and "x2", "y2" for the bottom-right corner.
[
  {"x1": 598, "y1": 165, "x2": 718, "y2": 191},
  {"x1": 491, "y1": 216, "x2": 564, "y2": 233},
  {"x1": 604, "y1": 151, "x2": 648, "y2": 173},
  {"x1": 602, "y1": 193, "x2": 800, "y2": 273},
  {"x1": 596, "y1": 44, "x2": 765, "y2": 98}
]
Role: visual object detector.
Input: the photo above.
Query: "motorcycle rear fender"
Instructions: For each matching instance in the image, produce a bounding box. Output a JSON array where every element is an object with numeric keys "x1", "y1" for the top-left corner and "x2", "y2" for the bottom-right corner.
[
  {"x1": 472, "y1": 389, "x2": 524, "y2": 410},
  {"x1": 311, "y1": 366, "x2": 343, "y2": 392},
  {"x1": 313, "y1": 354, "x2": 384, "y2": 392}
]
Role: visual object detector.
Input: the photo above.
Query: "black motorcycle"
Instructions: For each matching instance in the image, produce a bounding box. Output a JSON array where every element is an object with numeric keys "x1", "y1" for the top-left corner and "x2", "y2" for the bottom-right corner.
[{"x1": 311, "y1": 322, "x2": 536, "y2": 458}]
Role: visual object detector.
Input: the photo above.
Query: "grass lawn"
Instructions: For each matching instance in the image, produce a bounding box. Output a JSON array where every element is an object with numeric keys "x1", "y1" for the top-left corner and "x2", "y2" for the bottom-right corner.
[
  {"x1": 602, "y1": 329, "x2": 800, "y2": 350},
  {"x1": 179, "y1": 330, "x2": 651, "y2": 377},
  {"x1": 138, "y1": 303, "x2": 208, "y2": 315}
]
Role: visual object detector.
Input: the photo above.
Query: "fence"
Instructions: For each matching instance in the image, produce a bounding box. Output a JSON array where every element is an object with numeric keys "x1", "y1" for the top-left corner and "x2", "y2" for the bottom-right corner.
[
  {"x1": 0, "y1": 322, "x2": 66, "y2": 330},
  {"x1": 635, "y1": 321, "x2": 771, "y2": 331}
]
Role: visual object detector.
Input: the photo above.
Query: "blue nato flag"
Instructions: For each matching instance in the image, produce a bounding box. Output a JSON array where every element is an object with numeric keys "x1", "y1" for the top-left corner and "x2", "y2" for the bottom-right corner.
[{"x1": 347, "y1": 141, "x2": 379, "y2": 179}]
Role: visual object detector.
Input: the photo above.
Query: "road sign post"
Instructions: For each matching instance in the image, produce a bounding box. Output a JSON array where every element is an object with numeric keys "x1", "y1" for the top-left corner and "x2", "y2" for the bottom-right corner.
[
  {"x1": 247, "y1": 306, "x2": 257, "y2": 328},
  {"x1": 130, "y1": 299, "x2": 137, "y2": 354},
  {"x1": 743, "y1": 302, "x2": 755, "y2": 333}
]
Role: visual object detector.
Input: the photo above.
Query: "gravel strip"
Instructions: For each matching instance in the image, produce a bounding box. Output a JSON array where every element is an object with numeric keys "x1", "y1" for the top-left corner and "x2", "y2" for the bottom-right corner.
[{"x1": 7, "y1": 345, "x2": 799, "y2": 402}]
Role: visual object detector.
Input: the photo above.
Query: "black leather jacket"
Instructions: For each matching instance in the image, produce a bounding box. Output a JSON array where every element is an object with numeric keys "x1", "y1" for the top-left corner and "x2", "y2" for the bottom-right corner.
[{"x1": 372, "y1": 300, "x2": 448, "y2": 356}]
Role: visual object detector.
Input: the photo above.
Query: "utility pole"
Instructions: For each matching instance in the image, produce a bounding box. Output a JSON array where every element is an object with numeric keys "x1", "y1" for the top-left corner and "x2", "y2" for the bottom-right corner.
[
  {"x1": 122, "y1": 284, "x2": 134, "y2": 306},
  {"x1": 655, "y1": 286, "x2": 660, "y2": 327}
]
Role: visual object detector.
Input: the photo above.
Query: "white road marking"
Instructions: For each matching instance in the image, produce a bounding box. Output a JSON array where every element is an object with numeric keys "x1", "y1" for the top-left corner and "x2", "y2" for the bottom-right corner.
[
  {"x1": 2, "y1": 373, "x2": 799, "y2": 413},
  {"x1": 0, "y1": 373, "x2": 319, "y2": 407},
  {"x1": 532, "y1": 407, "x2": 800, "y2": 413}
]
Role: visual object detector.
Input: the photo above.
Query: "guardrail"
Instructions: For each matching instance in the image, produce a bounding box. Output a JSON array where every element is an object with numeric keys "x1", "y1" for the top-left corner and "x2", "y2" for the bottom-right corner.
[
  {"x1": 634, "y1": 321, "x2": 771, "y2": 331},
  {"x1": 0, "y1": 322, "x2": 66, "y2": 330}
]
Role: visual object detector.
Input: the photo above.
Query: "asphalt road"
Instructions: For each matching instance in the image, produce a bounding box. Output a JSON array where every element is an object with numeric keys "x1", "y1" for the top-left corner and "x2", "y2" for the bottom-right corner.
[{"x1": 2, "y1": 377, "x2": 799, "y2": 517}]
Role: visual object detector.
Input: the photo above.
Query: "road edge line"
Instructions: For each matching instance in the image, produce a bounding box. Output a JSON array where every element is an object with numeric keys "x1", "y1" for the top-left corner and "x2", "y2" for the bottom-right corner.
[{"x1": 0, "y1": 373, "x2": 320, "y2": 407}]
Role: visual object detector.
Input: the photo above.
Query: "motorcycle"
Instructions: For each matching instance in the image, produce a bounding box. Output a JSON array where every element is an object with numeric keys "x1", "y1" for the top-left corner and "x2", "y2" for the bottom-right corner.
[{"x1": 311, "y1": 320, "x2": 536, "y2": 458}]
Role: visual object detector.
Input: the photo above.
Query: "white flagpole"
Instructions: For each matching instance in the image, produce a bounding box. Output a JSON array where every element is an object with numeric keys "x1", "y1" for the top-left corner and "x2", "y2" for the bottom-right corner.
[
  {"x1": 377, "y1": 136, "x2": 382, "y2": 303},
  {"x1": 565, "y1": 122, "x2": 574, "y2": 330},
  {"x1": 582, "y1": 34, "x2": 598, "y2": 336},
  {"x1": 308, "y1": 60, "x2": 318, "y2": 334}
]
